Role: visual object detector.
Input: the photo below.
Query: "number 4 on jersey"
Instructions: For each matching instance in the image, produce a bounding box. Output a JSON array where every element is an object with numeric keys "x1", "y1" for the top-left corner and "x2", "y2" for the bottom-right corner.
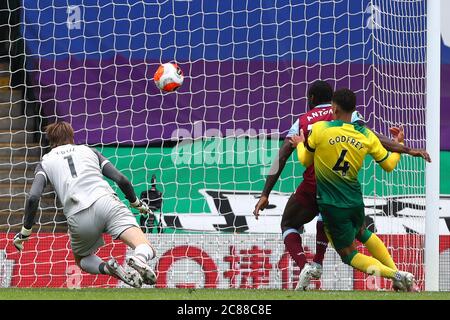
[{"x1": 333, "y1": 149, "x2": 350, "y2": 176}]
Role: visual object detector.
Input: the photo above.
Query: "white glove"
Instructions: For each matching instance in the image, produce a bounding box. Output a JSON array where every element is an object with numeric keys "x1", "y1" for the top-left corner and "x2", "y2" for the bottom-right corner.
[
  {"x1": 130, "y1": 199, "x2": 152, "y2": 214},
  {"x1": 13, "y1": 227, "x2": 32, "y2": 252}
]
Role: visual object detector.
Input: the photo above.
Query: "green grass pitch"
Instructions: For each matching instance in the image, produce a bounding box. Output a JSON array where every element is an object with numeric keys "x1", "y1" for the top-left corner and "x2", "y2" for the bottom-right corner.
[{"x1": 0, "y1": 289, "x2": 449, "y2": 300}]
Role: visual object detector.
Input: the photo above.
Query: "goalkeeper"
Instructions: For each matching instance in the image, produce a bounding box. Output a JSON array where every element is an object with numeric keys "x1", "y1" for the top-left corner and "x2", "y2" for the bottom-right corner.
[
  {"x1": 13, "y1": 122, "x2": 157, "y2": 288},
  {"x1": 291, "y1": 88, "x2": 416, "y2": 291}
]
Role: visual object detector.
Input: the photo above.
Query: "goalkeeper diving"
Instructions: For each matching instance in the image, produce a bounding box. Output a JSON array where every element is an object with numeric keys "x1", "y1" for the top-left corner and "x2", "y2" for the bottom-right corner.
[
  {"x1": 13, "y1": 122, "x2": 157, "y2": 288},
  {"x1": 291, "y1": 89, "x2": 417, "y2": 291}
]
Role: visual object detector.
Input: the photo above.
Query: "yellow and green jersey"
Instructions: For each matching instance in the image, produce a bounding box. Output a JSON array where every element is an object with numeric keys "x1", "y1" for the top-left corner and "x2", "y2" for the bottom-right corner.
[{"x1": 297, "y1": 120, "x2": 400, "y2": 208}]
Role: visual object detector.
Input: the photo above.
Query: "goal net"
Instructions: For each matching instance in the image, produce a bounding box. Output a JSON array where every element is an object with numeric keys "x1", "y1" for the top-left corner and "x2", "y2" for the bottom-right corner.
[{"x1": 0, "y1": 0, "x2": 440, "y2": 290}]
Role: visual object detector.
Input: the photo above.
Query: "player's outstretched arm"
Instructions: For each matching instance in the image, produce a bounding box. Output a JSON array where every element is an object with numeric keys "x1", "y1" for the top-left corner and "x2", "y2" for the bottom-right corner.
[
  {"x1": 355, "y1": 114, "x2": 430, "y2": 162},
  {"x1": 14, "y1": 173, "x2": 46, "y2": 251},
  {"x1": 377, "y1": 152, "x2": 401, "y2": 172},
  {"x1": 374, "y1": 127, "x2": 403, "y2": 172},
  {"x1": 102, "y1": 162, "x2": 137, "y2": 202},
  {"x1": 101, "y1": 163, "x2": 150, "y2": 214},
  {"x1": 253, "y1": 139, "x2": 294, "y2": 219},
  {"x1": 91, "y1": 149, "x2": 137, "y2": 201},
  {"x1": 375, "y1": 129, "x2": 431, "y2": 163},
  {"x1": 261, "y1": 139, "x2": 295, "y2": 196}
]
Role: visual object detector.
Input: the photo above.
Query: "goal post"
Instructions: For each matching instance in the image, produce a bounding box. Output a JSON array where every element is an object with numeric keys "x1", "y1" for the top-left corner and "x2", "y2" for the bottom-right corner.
[{"x1": 425, "y1": 0, "x2": 441, "y2": 292}]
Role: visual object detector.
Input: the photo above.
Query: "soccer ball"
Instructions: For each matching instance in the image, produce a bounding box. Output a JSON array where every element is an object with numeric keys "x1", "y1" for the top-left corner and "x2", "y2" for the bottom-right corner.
[{"x1": 154, "y1": 62, "x2": 184, "y2": 92}]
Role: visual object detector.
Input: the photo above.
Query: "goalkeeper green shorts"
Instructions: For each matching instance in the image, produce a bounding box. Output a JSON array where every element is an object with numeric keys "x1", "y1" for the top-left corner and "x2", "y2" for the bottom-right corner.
[{"x1": 319, "y1": 204, "x2": 365, "y2": 251}]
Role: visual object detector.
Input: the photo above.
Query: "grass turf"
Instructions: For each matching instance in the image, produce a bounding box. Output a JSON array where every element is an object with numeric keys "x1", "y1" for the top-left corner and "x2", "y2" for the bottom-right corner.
[{"x1": 0, "y1": 288, "x2": 449, "y2": 300}]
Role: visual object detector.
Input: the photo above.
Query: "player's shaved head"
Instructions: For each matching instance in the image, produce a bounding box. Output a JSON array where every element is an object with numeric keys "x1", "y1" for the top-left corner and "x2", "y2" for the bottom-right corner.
[
  {"x1": 307, "y1": 80, "x2": 333, "y2": 108},
  {"x1": 332, "y1": 89, "x2": 356, "y2": 113},
  {"x1": 45, "y1": 121, "x2": 75, "y2": 148}
]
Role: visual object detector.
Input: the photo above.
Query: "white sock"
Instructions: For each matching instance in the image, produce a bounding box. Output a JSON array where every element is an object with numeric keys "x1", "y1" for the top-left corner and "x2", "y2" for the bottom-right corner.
[
  {"x1": 80, "y1": 255, "x2": 111, "y2": 275},
  {"x1": 134, "y1": 244, "x2": 155, "y2": 262}
]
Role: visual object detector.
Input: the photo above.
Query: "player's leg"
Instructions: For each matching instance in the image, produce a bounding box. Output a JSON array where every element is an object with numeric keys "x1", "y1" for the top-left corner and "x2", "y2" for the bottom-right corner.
[
  {"x1": 320, "y1": 205, "x2": 401, "y2": 281},
  {"x1": 298, "y1": 216, "x2": 328, "y2": 285},
  {"x1": 339, "y1": 245, "x2": 415, "y2": 292},
  {"x1": 281, "y1": 191, "x2": 319, "y2": 272},
  {"x1": 355, "y1": 226, "x2": 416, "y2": 291},
  {"x1": 119, "y1": 226, "x2": 156, "y2": 257},
  {"x1": 310, "y1": 214, "x2": 328, "y2": 276},
  {"x1": 294, "y1": 196, "x2": 328, "y2": 286},
  {"x1": 288, "y1": 188, "x2": 329, "y2": 274},
  {"x1": 281, "y1": 195, "x2": 306, "y2": 272},
  {"x1": 69, "y1": 208, "x2": 108, "y2": 275},
  {"x1": 68, "y1": 206, "x2": 142, "y2": 288},
  {"x1": 74, "y1": 251, "x2": 109, "y2": 276},
  {"x1": 120, "y1": 227, "x2": 158, "y2": 285},
  {"x1": 75, "y1": 253, "x2": 142, "y2": 288},
  {"x1": 103, "y1": 194, "x2": 157, "y2": 285},
  {"x1": 281, "y1": 189, "x2": 322, "y2": 290},
  {"x1": 356, "y1": 227, "x2": 397, "y2": 270}
]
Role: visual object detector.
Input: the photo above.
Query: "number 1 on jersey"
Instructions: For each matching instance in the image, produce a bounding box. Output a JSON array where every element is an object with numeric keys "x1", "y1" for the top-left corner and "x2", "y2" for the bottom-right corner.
[
  {"x1": 333, "y1": 149, "x2": 350, "y2": 176},
  {"x1": 64, "y1": 155, "x2": 78, "y2": 178}
]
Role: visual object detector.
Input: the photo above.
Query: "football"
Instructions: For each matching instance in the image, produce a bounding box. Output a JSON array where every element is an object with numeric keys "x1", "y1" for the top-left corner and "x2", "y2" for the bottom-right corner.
[{"x1": 154, "y1": 62, "x2": 184, "y2": 92}]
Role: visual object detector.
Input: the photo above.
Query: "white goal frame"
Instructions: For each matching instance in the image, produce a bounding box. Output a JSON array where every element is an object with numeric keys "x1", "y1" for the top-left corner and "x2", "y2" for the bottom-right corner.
[{"x1": 425, "y1": 0, "x2": 441, "y2": 292}]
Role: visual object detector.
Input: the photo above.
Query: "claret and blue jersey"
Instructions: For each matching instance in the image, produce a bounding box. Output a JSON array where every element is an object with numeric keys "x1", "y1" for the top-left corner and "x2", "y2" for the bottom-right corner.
[{"x1": 286, "y1": 104, "x2": 365, "y2": 191}]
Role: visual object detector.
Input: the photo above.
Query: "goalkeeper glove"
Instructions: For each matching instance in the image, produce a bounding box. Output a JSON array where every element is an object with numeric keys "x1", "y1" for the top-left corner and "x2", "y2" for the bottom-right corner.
[
  {"x1": 13, "y1": 227, "x2": 32, "y2": 252},
  {"x1": 130, "y1": 198, "x2": 152, "y2": 214}
]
